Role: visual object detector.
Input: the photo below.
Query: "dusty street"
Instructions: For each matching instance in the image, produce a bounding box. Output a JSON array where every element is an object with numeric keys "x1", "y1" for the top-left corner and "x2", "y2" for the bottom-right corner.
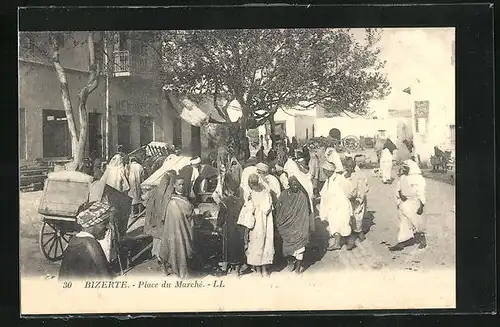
[{"x1": 19, "y1": 167, "x2": 455, "y2": 279}]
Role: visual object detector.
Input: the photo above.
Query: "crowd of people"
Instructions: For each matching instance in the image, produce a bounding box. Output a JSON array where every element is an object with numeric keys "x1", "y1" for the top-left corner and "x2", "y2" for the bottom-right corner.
[{"x1": 58, "y1": 135, "x2": 427, "y2": 281}]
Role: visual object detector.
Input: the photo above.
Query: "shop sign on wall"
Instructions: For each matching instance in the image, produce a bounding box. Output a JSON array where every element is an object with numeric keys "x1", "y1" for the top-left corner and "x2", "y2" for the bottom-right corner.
[{"x1": 115, "y1": 99, "x2": 159, "y2": 116}]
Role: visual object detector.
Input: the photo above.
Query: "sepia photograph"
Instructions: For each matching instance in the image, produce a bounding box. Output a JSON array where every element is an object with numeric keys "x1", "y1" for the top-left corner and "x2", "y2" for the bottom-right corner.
[{"x1": 19, "y1": 26, "x2": 456, "y2": 314}]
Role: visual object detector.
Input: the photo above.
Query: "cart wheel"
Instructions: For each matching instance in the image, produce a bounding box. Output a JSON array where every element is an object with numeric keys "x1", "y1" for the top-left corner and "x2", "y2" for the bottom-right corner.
[{"x1": 39, "y1": 220, "x2": 73, "y2": 262}]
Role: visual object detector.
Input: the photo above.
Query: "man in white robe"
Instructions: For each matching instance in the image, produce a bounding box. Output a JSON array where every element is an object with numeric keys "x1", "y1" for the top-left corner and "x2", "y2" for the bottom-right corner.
[
  {"x1": 343, "y1": 156, "x2": 369, "y2": 248},
  {"x1": 237, "y1": 173, "x2": 274, "y2": 277},
  {"x1": 319, "y1": 161, "x2": 353, "y2": 251},
  {"x1": 390, "y1": 159, "x2": 427, "y2": 251},
  {"x1": 128, "y1": 157, "x2": 145, "y2": 214},
  {"x1": 380, "y1": 147, "x2": 394, "y2": 184},
  {"x1": 101, "y1": 153, "x2": 130, "y2": 194}
]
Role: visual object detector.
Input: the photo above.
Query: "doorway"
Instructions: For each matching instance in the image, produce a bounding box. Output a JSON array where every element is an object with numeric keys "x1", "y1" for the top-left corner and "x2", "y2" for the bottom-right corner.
[
  {"x1": 140, "y1": 116, "x2": 154, "y2": 146},
  {"x1": 117, "y1": 115, "x2": 132, "y2": 153},
  {"x1": 191, "y1": 125, "x2": 201, "y2": 157},
  {"x1": 88, "y1": 113, "x2": 103, "y2": 159},
  {"x1": 43, "y1": 109, "x2": 71, "y2": 158},
  {"x1": 173, "y1": 117, "x2": 182, "y2": 149}
]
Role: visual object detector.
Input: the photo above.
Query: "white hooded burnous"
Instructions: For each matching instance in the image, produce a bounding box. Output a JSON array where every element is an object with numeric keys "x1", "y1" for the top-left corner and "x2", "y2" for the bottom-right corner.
[{"x1": 395, "y1": 159, "x2": 427, "y2": 245}]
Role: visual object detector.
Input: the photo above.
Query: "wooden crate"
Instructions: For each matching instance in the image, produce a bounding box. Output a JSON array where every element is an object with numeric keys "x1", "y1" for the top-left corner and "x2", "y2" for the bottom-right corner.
[{"x1": 38, "y1": 171, "x2": 93, "y2": 218}]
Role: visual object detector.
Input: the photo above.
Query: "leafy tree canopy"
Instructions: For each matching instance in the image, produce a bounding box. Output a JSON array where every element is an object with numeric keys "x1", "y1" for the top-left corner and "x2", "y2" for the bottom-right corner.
[{"x1": 159, "y1": 28, "x2": 391, "y2": 129}]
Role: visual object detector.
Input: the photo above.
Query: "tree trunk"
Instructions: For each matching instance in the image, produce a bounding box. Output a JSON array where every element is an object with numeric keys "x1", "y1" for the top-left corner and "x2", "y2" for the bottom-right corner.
[
  {"x1": 269, "y1": 115, "x2": 276, "y2": 135},
  {"x1": 235, "y1": 97, "x2": 250, "y2": 162},
  {"x1": 51, "y1": 35, "x2": 79, "y2": 166},
  {"x1": 51, "y1": 32, "x2": 100, "y2": 171}
]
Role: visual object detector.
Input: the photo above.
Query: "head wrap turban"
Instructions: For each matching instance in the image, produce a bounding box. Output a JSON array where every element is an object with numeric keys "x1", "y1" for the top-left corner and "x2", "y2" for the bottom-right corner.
[{"x1": 256, "y1": 162, "x2": 269, "y2": 174}]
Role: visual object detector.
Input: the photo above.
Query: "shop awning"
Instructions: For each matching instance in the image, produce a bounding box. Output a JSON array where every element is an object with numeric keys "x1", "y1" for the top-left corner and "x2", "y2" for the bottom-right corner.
[{"x1": 165, "y1": 91, "x2": 228, "y2": 126}]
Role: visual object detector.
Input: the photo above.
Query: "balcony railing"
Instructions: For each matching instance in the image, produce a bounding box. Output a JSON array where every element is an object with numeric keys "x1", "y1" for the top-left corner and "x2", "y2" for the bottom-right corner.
[
  {"x1": 113, "y1": 50, "x2": 131, "y2": 76},
  {"x1": 113, "y1": 50, "x2": 154, "y2": 77}
]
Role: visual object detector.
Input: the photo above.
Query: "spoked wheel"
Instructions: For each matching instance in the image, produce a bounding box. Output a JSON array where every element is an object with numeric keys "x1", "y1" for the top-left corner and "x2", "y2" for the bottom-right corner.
[{"x1": 39, "y1": 219, "x2": 74, "y2": 262}]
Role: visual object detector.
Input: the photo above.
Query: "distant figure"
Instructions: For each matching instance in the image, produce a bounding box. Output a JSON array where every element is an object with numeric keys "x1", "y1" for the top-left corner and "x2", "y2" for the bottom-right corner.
[
  {"x1": 380, "y1": 140, "x2": 397, "y2": 184},
  {"x1": 308, "y1": 145, "x2": 321, "y2": 193},
  {"x1": 227, "y1": 156, "x2": 243, "y2": 187},
  {"x1": 243, "y1": 137, "x2": 251, "y2": 162},
  {"x1": 217, "y1": 174, "x2": 247, "y2": 276},
  {"x1": 100, "y1": 153, "x2": 130, "y2": 194},
  {"x1": 128, "y1": 157, "x2": 145, "y2": 215},
  {"x1": 256, "y1": 146, "x2": 266, "y2": 163},
  {"x1": 93, "y1": 158, "x2": 104, "y2": 180},
  {"x1": 301, "y1": 144, "x2": 311, "y2": 165}
]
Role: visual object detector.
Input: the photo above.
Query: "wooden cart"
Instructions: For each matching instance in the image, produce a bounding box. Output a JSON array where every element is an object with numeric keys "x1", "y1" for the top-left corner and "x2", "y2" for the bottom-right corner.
[
  {"x1": 37, "y1": 171, "x2": 152, "y2": 273},
  {"x1": 37, "y1": 171, "x2": 93, "y2": 261}
]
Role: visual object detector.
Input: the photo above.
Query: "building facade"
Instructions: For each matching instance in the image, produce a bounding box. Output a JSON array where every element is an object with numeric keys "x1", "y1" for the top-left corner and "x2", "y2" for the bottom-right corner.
[{"x1": 19, "y1": 31, "x2": 195, "y2": 162}]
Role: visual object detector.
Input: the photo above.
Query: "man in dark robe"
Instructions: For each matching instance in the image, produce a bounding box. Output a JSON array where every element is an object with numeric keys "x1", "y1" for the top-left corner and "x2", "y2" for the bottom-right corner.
[
  {"x1": 216, "y1": 174, "x2": 247, "y2": 276},
  {"x1": 59, "y1": 202, "x2": 114, "y2": 279},
  {"x1": 159, "y1": 176, "x2": 195, "y2": 278},
  {"x1": 144, "y1": 170, "x2": 177, "y2": 265},
  {"x1": 275, "y1": 176, "x2": 314, "y2": 273},
  {"x1": 301, "y1": 145, "x2": 311, "y2": 166}
]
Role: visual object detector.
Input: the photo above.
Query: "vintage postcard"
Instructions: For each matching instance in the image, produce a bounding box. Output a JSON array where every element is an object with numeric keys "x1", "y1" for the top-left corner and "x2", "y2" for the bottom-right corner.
[{"x1": 19, "y1": 26, "x2": 456, "y2": 314}]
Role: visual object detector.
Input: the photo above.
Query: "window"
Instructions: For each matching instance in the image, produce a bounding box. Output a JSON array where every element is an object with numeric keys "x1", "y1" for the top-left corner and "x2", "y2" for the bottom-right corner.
[
  {"x1": 136, "y1": 44, "x2": 150, "y2": 72},
  {"x1": 43, "y1": 109, "x2": 71, "y2": 158},
  {"x1": 450, "y1": 125, "x2": 456, "y2": 145},
  {"x1": 88, "y1": 113, "x2": 103, "y2": 158},
  {"x1": 19, "y1": 108, "x2": 26, "y2": 160},
  {"x1": 119, "y1": 32, "x2": 129, "y2": 51},
  {"x1": 312, "y1": 125, "x2": 315, "y2": 138},
  {"x1": 140, "y1": 116, "x2": 154, "y2": 146}
]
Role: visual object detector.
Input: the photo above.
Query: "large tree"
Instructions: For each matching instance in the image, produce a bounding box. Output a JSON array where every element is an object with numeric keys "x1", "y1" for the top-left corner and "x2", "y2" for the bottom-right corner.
[
  {"x1": 159, "y1": 28, "x2": 390, "y2": 154},
  {"x1": 19, "y1": 31, "x2": 102, "y2": 170}
]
